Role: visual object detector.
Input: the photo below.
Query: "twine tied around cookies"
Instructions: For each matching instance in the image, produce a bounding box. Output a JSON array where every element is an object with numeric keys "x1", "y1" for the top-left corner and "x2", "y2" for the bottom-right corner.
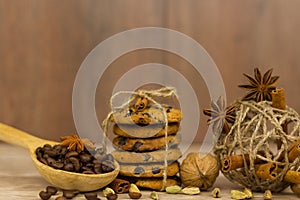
[{"x1": 102, "y1": 86, "x2": 178, "y2": 191}]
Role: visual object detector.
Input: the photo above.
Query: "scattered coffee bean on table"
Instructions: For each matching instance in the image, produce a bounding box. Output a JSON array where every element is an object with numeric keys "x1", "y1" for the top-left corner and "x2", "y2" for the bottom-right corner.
[
  {"x1": 84, "y1": 192, "x2": 101, "y2": 200},
  {"x1": 46, "y1": 186, "x2": 58, "y2": 195},
  {"x1": 106, "y1": 193, "x2": 118, "y2": 200},
  {"x1": 55, "y1": 196, "x2": 66, "y2": 200},
  {"x1": 63, "y1": 190, "x2": 79, "y2": 199},
  {"x1": 35, "y1": 144, "x2": 115, "y2": 174},
  {"x1": 39, "y1": 191, "x2": 51, "y2": 200}
]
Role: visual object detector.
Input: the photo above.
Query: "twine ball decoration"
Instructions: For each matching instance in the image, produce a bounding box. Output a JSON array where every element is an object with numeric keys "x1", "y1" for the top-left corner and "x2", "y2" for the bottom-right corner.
[{"x1": 214, "y1": 100, "x2": 300, "y2": 192}]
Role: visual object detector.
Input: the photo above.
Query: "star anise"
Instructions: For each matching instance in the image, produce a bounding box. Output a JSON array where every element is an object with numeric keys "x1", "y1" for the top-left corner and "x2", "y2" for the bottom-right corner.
[
  {"x1": 60, "y1": 134, "x2": 84, "y2": 152},
  {"x1": 203, "y1": 96, "x2": 236, "y2": 135},
  {"x1": 238, "y1": 68, "x2": 279, "y2": 102}
]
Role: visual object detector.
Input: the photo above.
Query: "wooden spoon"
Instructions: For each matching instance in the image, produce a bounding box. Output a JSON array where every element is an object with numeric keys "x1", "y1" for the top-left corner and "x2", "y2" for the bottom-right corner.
[{"x1": 0, "y1": 123, "x2": 119, "y2": 192}]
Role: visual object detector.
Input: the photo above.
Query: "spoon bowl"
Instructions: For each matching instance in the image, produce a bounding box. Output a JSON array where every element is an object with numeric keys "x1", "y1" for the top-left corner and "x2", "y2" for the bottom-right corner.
[{"x1": 0, "y1": 123, "x2": 119, "y2": 192}]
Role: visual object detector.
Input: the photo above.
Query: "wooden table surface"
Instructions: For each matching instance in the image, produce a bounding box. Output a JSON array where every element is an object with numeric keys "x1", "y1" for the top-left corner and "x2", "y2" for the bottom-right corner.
[{"x1": 0, "y1": 141, "x2": 298, "y2": 200}]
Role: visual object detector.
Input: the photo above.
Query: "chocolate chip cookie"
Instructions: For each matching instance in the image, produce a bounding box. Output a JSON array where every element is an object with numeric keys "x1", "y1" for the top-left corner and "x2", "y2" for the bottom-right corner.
[
  {"x1": 111, "y1": 105, "x2": 182, "y2": 125},
  {"x1": 113, "y1": 135, "x2": 180, "y2": 152},
  {"x1": 119, "y1": 161, "x2": 179, "y2": 177},
  {"x1": 113, "y1": 123, "x2": 180, "y2": 138},
  {"x1": 112, "y1": 148, "x2": 182, "y2": 164}
]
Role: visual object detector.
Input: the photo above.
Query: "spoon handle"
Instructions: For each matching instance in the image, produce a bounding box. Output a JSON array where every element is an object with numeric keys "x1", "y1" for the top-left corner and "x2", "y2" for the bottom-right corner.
[{"x1": 0, "y1": 123, "x2": 53, "y2": 149}]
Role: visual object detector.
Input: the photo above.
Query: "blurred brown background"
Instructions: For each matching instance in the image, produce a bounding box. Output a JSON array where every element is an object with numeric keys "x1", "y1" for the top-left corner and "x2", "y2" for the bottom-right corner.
[{"x1": 1, "y1": 0, "x2": 300, "y2": 142}]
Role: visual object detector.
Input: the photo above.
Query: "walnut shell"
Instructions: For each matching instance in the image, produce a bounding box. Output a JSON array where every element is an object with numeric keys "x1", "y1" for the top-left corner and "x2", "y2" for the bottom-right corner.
[{"x1": 180, "y1": 152, "x2": 219, "y2": 190}]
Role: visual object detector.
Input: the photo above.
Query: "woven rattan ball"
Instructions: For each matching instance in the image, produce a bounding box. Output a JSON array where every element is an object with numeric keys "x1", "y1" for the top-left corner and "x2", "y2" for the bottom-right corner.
[{"x1": 214, "y1": 100, "x2": 300, "y2": 192}]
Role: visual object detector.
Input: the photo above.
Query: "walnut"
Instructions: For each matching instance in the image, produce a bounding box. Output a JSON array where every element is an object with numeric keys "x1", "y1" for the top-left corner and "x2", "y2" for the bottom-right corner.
[{"x1": 180, "y1": 152, "x2": 219, "y2": 190}]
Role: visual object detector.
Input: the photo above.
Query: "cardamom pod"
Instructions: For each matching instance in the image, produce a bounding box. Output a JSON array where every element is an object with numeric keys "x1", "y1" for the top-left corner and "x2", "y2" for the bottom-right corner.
[
  {"x1": 166, "y1": 185, "x2": 182, "y2": 194},
  {"x1": 181, "y1": 187, "x2": 200, "y2": 195},
  {"x1": 231, "y1": 190, "x2": 248, "y2": 200},
  {"x1": 128, "y1": 184, "x2": 142, "y2": 199},
  {"x1": 150, "y1": 191, "x2": 159, "y2": 200},
  {"x1": 264, "y1": 190, "x2": 272, "y2": 200},
  {"x1": 211, "y1": 188, "x2": 221, "y2": 198},
  {"x1": 244, "y1": 188, "x2": 253, "y2": 199},
  {"x1": 103, "y1": 187, "x2": 115, "y2": 197}
]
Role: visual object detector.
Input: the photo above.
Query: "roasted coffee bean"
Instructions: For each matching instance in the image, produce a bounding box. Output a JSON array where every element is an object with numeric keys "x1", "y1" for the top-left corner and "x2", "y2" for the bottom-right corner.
[
  {"x1": 84, "y1": 192, "x2": 98, "y2": 199},
  {"x1": 68, "y1": 157, "x2": 81, "y2": 172},
  {"x1": 39, "y1": 157, "x2": 48, "y2": 165},
  {"x1": 43, "y1": 144, "x2": 52, "y2": 151},
  {"x1": 51, "y1": 161, "x2": 64, "y2": 169},
  {"x1": 65, "y1": 151, "x2": 79, "y2": 158},
  {"x1": 60, "y1": 146, "x2": 68, "y2": 155},
  {"x1": 46, "y1": 186, "x2": 58, "y2": 195},
  {"x1": 83, "y1": 170, "x2": 95, "y2": 174},
  {"x1": 53, "y1": 144, "x2": 62, "y2": 151},
  {"x1": 43, "y1": 154, "x2": 49, "y2": 159},
  {"x1": 46, "y1": 157, "x2": 56, "y2": 165},
  {"x1": 36, "y1": 143, "x2": 115, "y2": 175},
  {"x1": 80, "y1": 153, "x2": 92, "y2": 163},
  {"x1": 36, "y1": 147, "x2": 43, "y2": 158},
  {"x1": 45, "y1": 149, "x2": 58, "y2": 157},
  {"x1": 102, "y1": 154, "x2": 114, "y2": 162},
  {"x1": 82, "y1": 166, "x2": 92, "y2": 171},
  {"x1": 55, "y1": 196, "x2": 66, "y2": 200},
  {"x1": 63, "y1": 163, "x2": 74, "y2": 172},
  {"x1": 93, "y1": 159, "x2": 101, "y2": 165},
  {"x1": 94, "y1": 163, "x2": 102, "y2": 174},
  {"x1": 101, "y1": 160, "x2": 115, "y2": 173},
  {"x1": 39, "y1": 191, "x2": 51, "y2": 200},
  {"x1": 63, "y1": 190, "x2": 78, "y2": 199},
  {"x1": 86, "y1": 163, "x2": 95, "y2": 168},
  {"x1": 106, "y1": 193, "x2": 118, "y2": 200},
  {"x1": 134, "y1": 166, "x2": 145, "y2": 175}
]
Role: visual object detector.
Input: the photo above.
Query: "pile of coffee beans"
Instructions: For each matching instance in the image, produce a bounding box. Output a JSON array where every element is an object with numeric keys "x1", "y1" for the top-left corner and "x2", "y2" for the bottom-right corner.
[
  {"x1": 35, "y1": 144, "x2": 115, "y2": 174},
  {"x1": 39, "y1": 185, "x2": 109, "y2": 200}
]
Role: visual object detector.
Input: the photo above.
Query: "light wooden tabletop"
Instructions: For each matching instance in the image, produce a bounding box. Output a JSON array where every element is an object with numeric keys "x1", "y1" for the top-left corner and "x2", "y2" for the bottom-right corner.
[{"x1": 0, "y1": 141, "x2": 298, "y2": 200}]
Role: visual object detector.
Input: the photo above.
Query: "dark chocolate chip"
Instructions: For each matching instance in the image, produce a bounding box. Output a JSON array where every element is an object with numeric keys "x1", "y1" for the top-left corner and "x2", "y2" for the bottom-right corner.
[
  {"x1": 125, "y1": 109, "x2": 134, "y2": 117},
  {"x1": 39, "y1": 191, "x2": 51, "y2": 200},
  {"x1": 166, "y1": 107, "x2": 172, "y2": 113},
  {"x1": 152, "y1": 167, "x2": 161, "y2": 174},
  {"x1": 143, "y1": 113, "x2": 152, "y2": 118},
  {"x1": 143, "y1": 154, "x2": 151, "y2": 161},
  {"x1": 134, "y1": 166, "x2": 145, "y2": 175},
  {"x1": 133, "y1": 142, "x2": 143, "y2": 152},
  {"x1": 118, "y1": 137, "x2": 127, "y2": 146}
]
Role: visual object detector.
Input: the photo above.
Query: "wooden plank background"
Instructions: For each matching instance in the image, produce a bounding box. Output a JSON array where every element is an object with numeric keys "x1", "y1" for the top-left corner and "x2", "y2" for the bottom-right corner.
[{"x1": 1, "y1": 0, "x2": 300, "y2": 143}]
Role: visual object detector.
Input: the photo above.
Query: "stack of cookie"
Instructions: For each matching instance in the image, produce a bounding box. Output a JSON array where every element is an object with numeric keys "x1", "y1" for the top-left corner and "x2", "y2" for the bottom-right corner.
[{"x1": 110, "y1": 97, "x2": 182, "y2": 190}]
